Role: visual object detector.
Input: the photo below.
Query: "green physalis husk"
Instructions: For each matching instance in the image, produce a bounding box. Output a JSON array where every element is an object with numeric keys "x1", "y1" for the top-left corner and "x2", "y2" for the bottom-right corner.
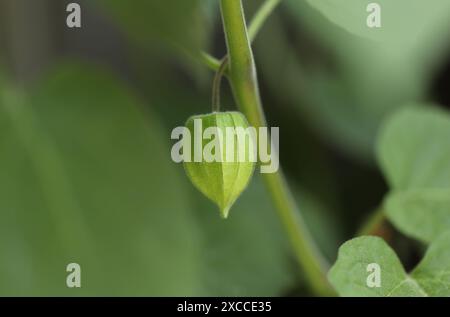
[{"x1": 183, "y1": 111, "x2": 256, "y2": 218}]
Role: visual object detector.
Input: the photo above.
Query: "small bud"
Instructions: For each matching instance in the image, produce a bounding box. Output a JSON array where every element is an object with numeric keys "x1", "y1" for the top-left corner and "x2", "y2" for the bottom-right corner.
[{"x1": 183, "y1": 111, "x2": 256, "y2": 218}]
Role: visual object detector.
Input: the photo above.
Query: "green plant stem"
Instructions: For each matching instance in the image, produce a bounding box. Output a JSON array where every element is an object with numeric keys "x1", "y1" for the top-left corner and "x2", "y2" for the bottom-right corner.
[
  {"x1": 200, "y1": 52, "x2": 222, "y2": 72},
  {"x1": 247, "y1": 0, "x2": 282, "y2": 41},
  {"x1": 220, "y1": 0, "x2": 334, "y2": 296},
  {"x1": 357, "y1": 208, "x2": 386, "y2": 237},
  {"x1": 202, "y1": 0, "x2": 282, "y2": 72},
  {"x1": 212, "y1": 57, "x2": 229, "y2": 112}
]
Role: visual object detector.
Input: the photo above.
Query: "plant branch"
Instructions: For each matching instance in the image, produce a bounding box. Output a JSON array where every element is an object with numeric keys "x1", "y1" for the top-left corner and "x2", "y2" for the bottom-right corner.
[
  {"x1": 202, "y1": 0, "x2": 282, "y2": 72},
  {"x1": 212, "y1": 57, "x2": 229, "y2": 112},
  {"x1": 248, "y1": 0, "x2": 281, "y2": 41},
  {"x1": 200, "y1": 52, "x2": 222, "y2": 72},
  {"x1": 220, "y1": 0, "x2": 334, "y2": 296}
]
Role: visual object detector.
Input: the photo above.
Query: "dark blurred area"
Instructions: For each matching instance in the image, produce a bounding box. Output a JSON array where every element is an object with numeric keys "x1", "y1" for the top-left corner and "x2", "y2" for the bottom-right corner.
[{"x1": 0, "y1": 0, "x2": 449, "y2": 296}]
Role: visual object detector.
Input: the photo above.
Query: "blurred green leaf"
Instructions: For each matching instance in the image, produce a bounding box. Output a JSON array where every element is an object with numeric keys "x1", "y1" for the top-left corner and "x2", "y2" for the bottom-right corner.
[
  {"x1": 385, "y1": 190, "x2": 450, "y2": 244},
  {"x1": 377, "y1": 106, "x2": 450, "y2": 243},
  {"x1": 329, "y1": 232, "x2": 450, "y2": 296},
  {"x1": 94, "y1": 0, "x2": 211, "y2": 63},
  {"x1": 193, "y1": 174, "x2": 294, "y2": 296},
  {"x1": 0, "y1": 63, "x2": 202, "y2": 295},
  {"x1": 305, "y1": 0, "x2": 450, "y2": 57},
  {"x1": 257, "y1": 1, "x2": 450, "y2": 161},
  {"x1": 293, "y1": 188, "x2": 342, "y2": 262},
  {"x1": 377, "y1": 107, "x2": 450, "y2": 189},
  {"x1": 0, "y1": 63, "x2": 293, "y2": 296}
]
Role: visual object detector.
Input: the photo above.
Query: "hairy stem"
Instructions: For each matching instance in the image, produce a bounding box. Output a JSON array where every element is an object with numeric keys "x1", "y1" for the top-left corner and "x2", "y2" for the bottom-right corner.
[
  {"x1": 202, "y1": 0, "x2": 282, "y2": 71},
  {"x1": 220, "y1": 0, "x2": 334, "y2": 296}
]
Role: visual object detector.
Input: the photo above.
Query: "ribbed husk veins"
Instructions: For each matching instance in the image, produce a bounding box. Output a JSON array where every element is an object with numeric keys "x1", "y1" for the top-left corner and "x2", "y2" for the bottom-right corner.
[{"x1": 183, "y1": 111, "x2": 256, "y2": 218}]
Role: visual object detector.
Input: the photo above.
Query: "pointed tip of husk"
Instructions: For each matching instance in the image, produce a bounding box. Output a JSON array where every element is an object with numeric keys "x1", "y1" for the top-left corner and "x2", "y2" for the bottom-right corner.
[{"x1": 219, "y1": 206, "x2": 230, "y2": 219}]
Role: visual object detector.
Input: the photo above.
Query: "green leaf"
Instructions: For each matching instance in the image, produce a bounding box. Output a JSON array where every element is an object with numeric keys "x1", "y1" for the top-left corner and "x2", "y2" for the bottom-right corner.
[
  {"x1": 329, "y1": 236, "x2": 426, "y2": 297},
  {"x1": 385, "y1": 190, "x2": 450, "y2": 244},
  {"x1": 411, "y1": 231, "x2": 450, "y2": 296},
  {"x1": 329, "y1": 233, "x2": 450, "y2": 296},
  {"x1": 183, "y1": 112, "x2": 256, "y2": 218},
  {"x1": 377, "y1": 107, "x2": 450, "y2": 243},
  {"x1": 378, "y1": 107, "x2": 450, "y2": 189}
]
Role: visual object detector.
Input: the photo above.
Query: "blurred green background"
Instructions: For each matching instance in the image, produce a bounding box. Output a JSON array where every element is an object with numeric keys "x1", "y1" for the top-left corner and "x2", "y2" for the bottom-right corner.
[{"x1": 0, "y1": 0, "x2": 449, "y2": 296}]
